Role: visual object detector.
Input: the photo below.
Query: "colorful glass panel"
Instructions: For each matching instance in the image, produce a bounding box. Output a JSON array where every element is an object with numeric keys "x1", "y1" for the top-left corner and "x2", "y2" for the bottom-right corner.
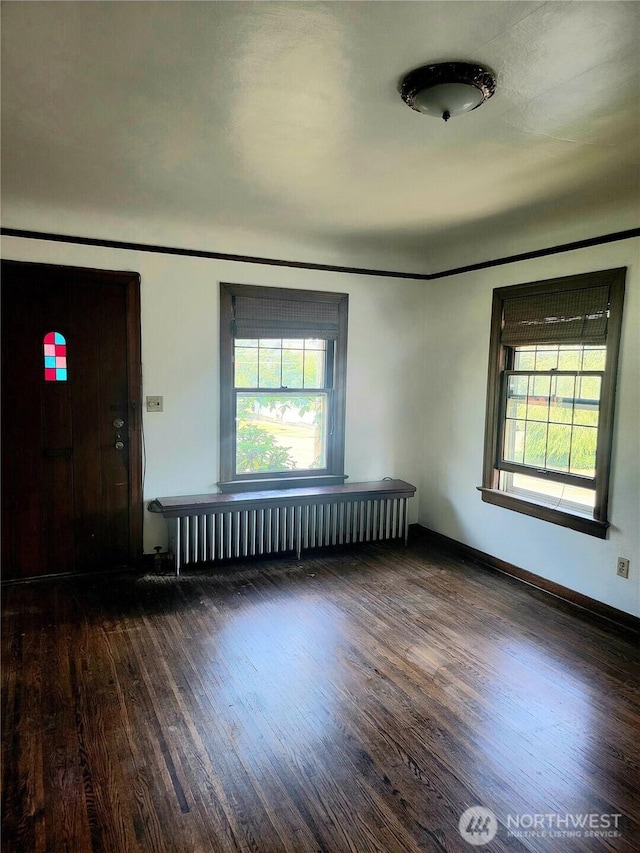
[{"x1": 43, "y1": 332, "x2": 67, "y2": 381}]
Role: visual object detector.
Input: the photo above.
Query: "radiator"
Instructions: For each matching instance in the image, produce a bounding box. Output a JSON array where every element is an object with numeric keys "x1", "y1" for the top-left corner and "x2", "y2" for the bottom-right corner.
[{"x1": 149, "y1": 480, "x2": 416, "y2": 575}]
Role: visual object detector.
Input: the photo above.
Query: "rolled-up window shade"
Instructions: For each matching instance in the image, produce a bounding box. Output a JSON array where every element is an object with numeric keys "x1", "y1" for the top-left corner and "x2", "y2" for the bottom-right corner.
[
  {"x1": 501, "y1": 285, "x2": 609, "y2": 346},
  {"x1": 233, "y1": 294, "x2": 341, "y2": 339}
]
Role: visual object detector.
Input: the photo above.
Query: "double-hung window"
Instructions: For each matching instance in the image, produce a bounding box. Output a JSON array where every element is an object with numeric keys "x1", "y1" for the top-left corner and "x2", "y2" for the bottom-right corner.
[
  {"x1": 481, "y1": 268, "x2": 625, "y2": 537},
  {"x1": 219, "y1": 283, "x2": 348, "y2": 490}
]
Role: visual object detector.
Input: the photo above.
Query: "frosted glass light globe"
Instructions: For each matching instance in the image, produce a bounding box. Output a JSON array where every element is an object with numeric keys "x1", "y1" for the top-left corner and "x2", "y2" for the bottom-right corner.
[{"x1": 412, "y1": 83, "x2": 484, "y2": 120}]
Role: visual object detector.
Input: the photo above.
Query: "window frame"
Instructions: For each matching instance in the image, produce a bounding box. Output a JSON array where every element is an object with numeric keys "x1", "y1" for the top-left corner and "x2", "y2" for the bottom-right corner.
[
  {"x1": 219, "y1": 283, "x2": 348, "y2": 492},
  {"x1": 480, "y1": 268, "x2": 626, "y2": 538}
]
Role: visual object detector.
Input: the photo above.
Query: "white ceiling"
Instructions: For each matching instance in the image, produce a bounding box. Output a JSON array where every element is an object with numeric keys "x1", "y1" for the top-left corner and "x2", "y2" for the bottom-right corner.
[{"x1": 2, "y1": 1, "x2": 639, "y2": 275}]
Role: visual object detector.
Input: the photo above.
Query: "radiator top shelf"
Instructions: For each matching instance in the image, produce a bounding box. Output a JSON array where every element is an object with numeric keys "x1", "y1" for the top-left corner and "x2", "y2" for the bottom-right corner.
[{"x1": 150, "y1": 479, "x2": 416, "y2": 518}]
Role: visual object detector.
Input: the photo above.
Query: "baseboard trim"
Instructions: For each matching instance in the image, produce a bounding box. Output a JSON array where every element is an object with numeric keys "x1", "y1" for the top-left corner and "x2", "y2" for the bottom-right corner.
[{"x1": 410, "y1": 524, "x2": 638, "y2": 634}]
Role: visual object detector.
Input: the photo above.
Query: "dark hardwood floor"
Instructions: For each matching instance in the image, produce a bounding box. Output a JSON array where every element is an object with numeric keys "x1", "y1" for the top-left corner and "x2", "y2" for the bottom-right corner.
[{"x1": 2, "y1": 539, "x2": 639, "y2": 852}]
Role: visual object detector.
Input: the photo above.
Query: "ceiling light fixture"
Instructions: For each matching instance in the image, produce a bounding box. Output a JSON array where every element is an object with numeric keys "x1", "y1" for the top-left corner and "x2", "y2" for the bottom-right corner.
[{"x1": 401, "y1": 61, "x2": 496, "y2": 122}]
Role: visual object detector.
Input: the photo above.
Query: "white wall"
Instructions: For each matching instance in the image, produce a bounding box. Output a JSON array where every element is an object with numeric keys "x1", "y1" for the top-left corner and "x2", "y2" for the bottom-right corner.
[
  {"x1": 418, "y1": 237, "x2": 640, "y2": 617},
  {"x1": 2, "y1": 233, "x2": 638, "y2": 616},
  {"x1": 0, "y1": 236, "x2": 425, "y2": 553}
]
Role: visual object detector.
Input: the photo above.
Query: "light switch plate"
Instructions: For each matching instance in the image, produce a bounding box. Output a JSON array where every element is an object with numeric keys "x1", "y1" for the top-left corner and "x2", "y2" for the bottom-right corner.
[{"x1": 146, "y1": 396, "x2": 163, "y2": 412}]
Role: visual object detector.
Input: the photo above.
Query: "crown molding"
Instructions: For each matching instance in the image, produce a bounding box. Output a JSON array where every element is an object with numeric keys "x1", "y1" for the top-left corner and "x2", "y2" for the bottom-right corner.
[{"x1": 2, "y1": 227, "x2": 638, "y2": 281}]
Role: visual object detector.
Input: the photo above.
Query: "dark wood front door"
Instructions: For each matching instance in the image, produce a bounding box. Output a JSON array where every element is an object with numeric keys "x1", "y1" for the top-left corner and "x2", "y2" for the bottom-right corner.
[{"x1": 1, "y1": 261, "x2": 142, "y2": 580}]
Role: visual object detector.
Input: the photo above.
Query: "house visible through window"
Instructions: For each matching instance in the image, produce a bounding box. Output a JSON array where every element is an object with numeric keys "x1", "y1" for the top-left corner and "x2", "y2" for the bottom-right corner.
[
  {"x1": 481, "y1": 268, "x2": 625, "y2": 537},
  {"x1": 219, "y1": 284, "x2": 348, "y2": 490}
]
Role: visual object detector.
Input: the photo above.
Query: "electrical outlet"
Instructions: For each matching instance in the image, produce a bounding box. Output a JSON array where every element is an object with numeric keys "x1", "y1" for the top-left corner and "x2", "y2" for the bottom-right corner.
[
  {"x1": 616, "y1": 557, "x2": 629, "y2": 579},
  {"x1": 146, "y1": 395, "x2": 163, "y2": 412}
]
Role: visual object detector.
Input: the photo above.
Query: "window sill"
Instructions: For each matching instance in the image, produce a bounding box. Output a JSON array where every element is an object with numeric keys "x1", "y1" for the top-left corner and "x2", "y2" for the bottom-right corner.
[
  {"x1": 477, "y1": 487, "x2": 609, "y2": 538},
  {"x1": 218, "y1": 474, "x2": 348, "y2": 494}
]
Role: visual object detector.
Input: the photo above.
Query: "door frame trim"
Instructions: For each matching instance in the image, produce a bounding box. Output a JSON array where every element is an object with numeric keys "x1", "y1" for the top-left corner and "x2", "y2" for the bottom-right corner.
[{"x1": 1, "y1": 260, "x2": 143, "y2": 572}]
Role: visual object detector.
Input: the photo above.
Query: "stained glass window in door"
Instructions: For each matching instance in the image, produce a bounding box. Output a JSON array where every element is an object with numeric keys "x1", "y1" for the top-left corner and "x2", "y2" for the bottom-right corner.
[{"x1": 44, "y1": 331, "x2": 67, "y2": 381}]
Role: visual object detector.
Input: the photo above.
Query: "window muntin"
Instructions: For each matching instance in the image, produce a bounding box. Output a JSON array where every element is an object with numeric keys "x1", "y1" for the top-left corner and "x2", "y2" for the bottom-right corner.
[
  {"x1": 234, "y1": 338, "x2": 326, "y2": 389},
  {"x1": 512, "y1": 343, "x2": 606, "y2": 372},
  {"x1": 233, "y1": 338, "x2": 332, "y2": 476},
  {"x1": 500, "y1": 344, "x2": 605, "y2": 493},
  {"x1": 481, "y1": 268, "x2": 625, "y2": 537}
]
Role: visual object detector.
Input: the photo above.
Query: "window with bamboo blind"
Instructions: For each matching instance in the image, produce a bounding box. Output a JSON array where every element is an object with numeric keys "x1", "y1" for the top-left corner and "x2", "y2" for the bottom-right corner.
[
  {"x1": 480, "y1": 268, "x2": 626, "y2": 537},
  {"x1": 219, "y1": 283, "x2": 348, "y2": 491}
]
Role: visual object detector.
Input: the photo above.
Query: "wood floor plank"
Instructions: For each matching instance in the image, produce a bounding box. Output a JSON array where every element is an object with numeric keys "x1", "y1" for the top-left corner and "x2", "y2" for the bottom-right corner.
[
  {"x1": 2, "y1": 540, "x2": 639, "y2": 852},
  {"x1": 42, "y1": 593, "x2": 94, "y2": 853}
]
